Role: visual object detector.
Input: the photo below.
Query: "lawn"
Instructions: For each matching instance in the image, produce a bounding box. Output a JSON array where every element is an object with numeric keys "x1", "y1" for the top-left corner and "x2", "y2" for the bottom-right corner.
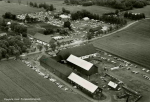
[
  {"x1": 0, "y1": 60, "x2": 91, "y2": 102},
  {"x1": 92, "y1": 19, "x2": 150, "y2": 69},
  {"x1": 27, "y1": 22, "x2": 60, "y2": 35},
  {"x1": 0, "y1": 1, "x2": 43, "y2": 18}
]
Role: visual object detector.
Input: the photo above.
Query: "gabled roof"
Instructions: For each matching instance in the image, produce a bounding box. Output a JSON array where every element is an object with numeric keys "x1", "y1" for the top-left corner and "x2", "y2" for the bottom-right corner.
[
  {"x1": 68, "y1": 72, "x2": 98, "y2": 93},
  {"x1": 34, "y1": 33, "x2": 52, "y2": 43},
  {"x1": 67, "y1": 54, "x2": 93, "y2": 71},
  {"x1": 57, "y1": 44, "x2": 96, "y2": 60},
  {"x1": 40, "y1": 55, "x2": 73, "y2": 76}
]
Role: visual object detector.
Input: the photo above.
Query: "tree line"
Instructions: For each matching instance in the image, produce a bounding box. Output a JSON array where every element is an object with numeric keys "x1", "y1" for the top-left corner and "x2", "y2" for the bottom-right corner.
[
  {"x1": 124, "y1": 12, "x2": 145, "y2": 20},
  {"x1": 64, "y1": 0, "x2": 149, "y2": 10},
  {"x1": 27, "y1": 2, "x2": 56, "y2": 11},
  {"x1": 71, "y1": 10, "x2": 127, "y2": 25}
]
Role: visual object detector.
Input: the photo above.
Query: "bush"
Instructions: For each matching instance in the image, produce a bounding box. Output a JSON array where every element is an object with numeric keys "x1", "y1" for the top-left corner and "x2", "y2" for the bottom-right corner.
[{"x1": 44, "y1": 28, "x2": 54, "y2": 35}]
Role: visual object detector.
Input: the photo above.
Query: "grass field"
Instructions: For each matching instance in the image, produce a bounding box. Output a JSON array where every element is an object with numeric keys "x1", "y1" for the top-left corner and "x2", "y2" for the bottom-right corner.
[
  {"x1": 0, "y1": 1, "x2": 43, "y2": 17},
  {"x1": 130, "y1": 5, "x2": 150, "y2": 18},
  {"x1": 92, "y1": 19, "x2": 150, "y2": 69},
  {"x1": 0, "y1": 60, "x2": 91, "y2": 102},
  {"x1": 3, "y1": 0, "x2": 115, "y2": 15}
]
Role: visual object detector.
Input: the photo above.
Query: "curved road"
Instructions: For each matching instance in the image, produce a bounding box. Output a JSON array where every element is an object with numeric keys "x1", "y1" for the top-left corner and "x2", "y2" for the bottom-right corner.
[{"x1": 90, "y1": 18, "x2": 150, "y2": 42}]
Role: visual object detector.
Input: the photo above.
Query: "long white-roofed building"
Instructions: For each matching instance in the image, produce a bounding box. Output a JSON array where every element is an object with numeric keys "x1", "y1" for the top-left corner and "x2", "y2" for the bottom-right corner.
[
  {"x1": 68, "y1": 72, "x2": 102, "y2": 98},
  {"x1": 67, "y1": 54, "x2": 98, "y2": 76}
]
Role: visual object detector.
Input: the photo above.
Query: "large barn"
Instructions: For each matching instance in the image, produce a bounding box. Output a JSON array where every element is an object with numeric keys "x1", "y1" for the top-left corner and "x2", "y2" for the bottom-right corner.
[
  {"x1": 39, "y1": 55, "x2": 73, "y2": 81},
  {"x1": 56, "y1": 44, "x2": 97, "y2": 61},
  {"x1": 67, "y1": 54, "x2": 98, "y2": 76},
  {"x1": 68, "y1": 72, "x2": 102, "y2": 99}
]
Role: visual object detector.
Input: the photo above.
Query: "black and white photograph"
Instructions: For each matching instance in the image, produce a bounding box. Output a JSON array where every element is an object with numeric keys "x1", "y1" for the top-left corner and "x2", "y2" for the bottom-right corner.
[{"x1": 0, "y1": 0, "x2": 150, "y2": 102}]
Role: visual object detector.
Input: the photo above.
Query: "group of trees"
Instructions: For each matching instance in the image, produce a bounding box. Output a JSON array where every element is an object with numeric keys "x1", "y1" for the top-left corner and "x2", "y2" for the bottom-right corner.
[
  {"x1": 10, "y1": 22, "x2": 27, "y2": 37},
  {"x1": 0, "y1": 18, "x2": 28, "y2": 37},
  {"x1": 44, "y1": 27, "x2": 69, "y2": 36},
  {"x1": 64, "y1": 0, "x2": 149, "y2": 10},
  {"x1": 28, "y1": 2, "x2": 56, "y2": 11},
  {"x1": 2, "y1": 12, "x2": 17, "y2": 20},
  {"x1": 0, "y1": 35, "x2": 31, "y2": 60},
  {"x1": 0, "y1": 19, "x2": 9, "y2": 32},
  {"x1": 0, "y1": 19, "x2": 31, "y2": 60},
  {"x1": 101, "y1": 15, "x2": 127, "y2": 25},
  {"x1": 124, "y1": 12, "x2": 145, "y2": 20},
  {"x1": 71, "y1": 10, "x2": 100, "y2": 20},
  {"x1": 71, "y1": 10, "x2": 127, "y2": 25},
  {"x1": 25, "y1": 14, "x2": 38, "y2": 23}
]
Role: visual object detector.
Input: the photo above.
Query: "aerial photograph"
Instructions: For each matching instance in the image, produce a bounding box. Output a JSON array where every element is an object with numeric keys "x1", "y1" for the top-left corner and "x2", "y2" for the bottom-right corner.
[{"x1": 0, "y1": 0, "x2": 150, "y2": 102}]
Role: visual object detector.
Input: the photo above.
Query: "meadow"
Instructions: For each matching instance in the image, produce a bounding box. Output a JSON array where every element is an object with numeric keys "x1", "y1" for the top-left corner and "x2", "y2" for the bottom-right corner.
[
  {"x1": 92, "y1": 19, "x2": 150, "y2": 69},
  {"x1": 0, "y1": 60, "x2": 91, "y2": 102},
  {"x1": 3, "y1": 0, "x2": 115, "y2": 15},
  {"x1": 0, "y1": 1, "x2": 43, "y2": 17}
]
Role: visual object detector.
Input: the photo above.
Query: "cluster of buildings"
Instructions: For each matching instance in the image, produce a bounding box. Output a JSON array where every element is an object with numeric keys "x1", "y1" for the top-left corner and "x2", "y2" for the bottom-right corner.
[
  {"x1": 39, "y1": 44, "x2": 102, "y2": 99},
  {"x1": 29, "y1": 33, "x2": 75, "y2": 47}
]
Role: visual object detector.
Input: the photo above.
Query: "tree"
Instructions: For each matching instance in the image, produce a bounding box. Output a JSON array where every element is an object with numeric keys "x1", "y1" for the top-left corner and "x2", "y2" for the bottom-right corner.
[
  {"x1": 37, "y1": 44, "x2": 43, "y2": 51},
  {"x1": 49, "y1": 39, "x2": 57, "y2": 51},
  {"x1": 29, "y1": 2, "x2": 33, "y2": 7},
  {"x1": 87, "y1": 32, "x2": 92, "y2": 40},
  {"x1": 64, "y1": 21, "x2": 71, "y2": 30},
  {"x1": 34, "y1": 2, "x2": 38, "y2": 8},
  {"x1": 44, "y1": 45, "x2": 49, "y2": 51},
  {"x1": 49, "y1": 4, "x2": 55, "y2": 11},
  {"x1": 18, "y1": 0, "x2": 21, "y2": 5},
  {"x1": 6, "y1": 54, "x2": 9, "y2": 60},
  {"x1": 45, "y1": 17, "x2": 49, "y2": 22},
  {"x1": 64, "y1": 0, "x2": 69, "y2": 4}
]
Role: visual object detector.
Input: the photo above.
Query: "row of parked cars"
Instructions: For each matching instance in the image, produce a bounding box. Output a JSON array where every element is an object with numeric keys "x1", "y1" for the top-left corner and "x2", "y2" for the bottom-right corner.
[
  {"x1": 22, "y1": 60, "x2": 70, "y2": 91},
  {"x1": 142, "y1": 75, "x2": 150, "y2": 81}
]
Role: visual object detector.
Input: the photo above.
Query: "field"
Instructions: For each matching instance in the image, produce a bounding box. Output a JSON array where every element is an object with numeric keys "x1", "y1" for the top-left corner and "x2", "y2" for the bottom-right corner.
[
  {"x1": 130, "y1": 5, "x2": 150, "y2": 18},
  {"x1": 0, "y1": 60, "x2": 91, "y2": 102},
  {"x1": 88, "y1": 50, "x2": 150, "y2": 102},
  {"x1": 3, "y1": 0, "x2": 115, "y2": 15},
  {"x1": 0, "y1": 1, "x2": 43, "y2": 17},
  {"x1": 92, "y1": 19, "x2": 150, "y2": 69}
]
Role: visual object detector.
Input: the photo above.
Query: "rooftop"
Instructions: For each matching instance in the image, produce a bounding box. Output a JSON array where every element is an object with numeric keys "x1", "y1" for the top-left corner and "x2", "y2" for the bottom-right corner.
[
  {"x1": 34, "y1": 33, "x2": 52, "y2": 43},
  {"x1": 57, "y1": 44, "x2": 96, "y2": 60},
  {"x1": 40, "y1": 55, "x2": 73, "y2": 76},
  {"x1": 68, "y1": 72, "x2": 98, "y2": 93},
  {"x1": 67, "y1": 54, "x2": 93, "y2": 71}
]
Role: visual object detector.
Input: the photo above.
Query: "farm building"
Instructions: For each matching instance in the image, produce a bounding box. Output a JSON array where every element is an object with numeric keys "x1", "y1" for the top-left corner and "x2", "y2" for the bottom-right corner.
[
  {"x1": 67, "y1": 54, "x2": 98, "y2": 76},
  {"x1": 68, "y1": 72, "x2": 102, "y2": 99},
  {"x1": 108, "y1": 81, "x2": 119, "y2": 90},
  {"x1": 39, "y1": 55, "x2": 73, "y2": 81},
  {"x1": 33, "y1": 33, "x2": 52, "y2": 46},
  {"x1": 57, "y1": 44, "x2": 97, "y2": 61}
]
